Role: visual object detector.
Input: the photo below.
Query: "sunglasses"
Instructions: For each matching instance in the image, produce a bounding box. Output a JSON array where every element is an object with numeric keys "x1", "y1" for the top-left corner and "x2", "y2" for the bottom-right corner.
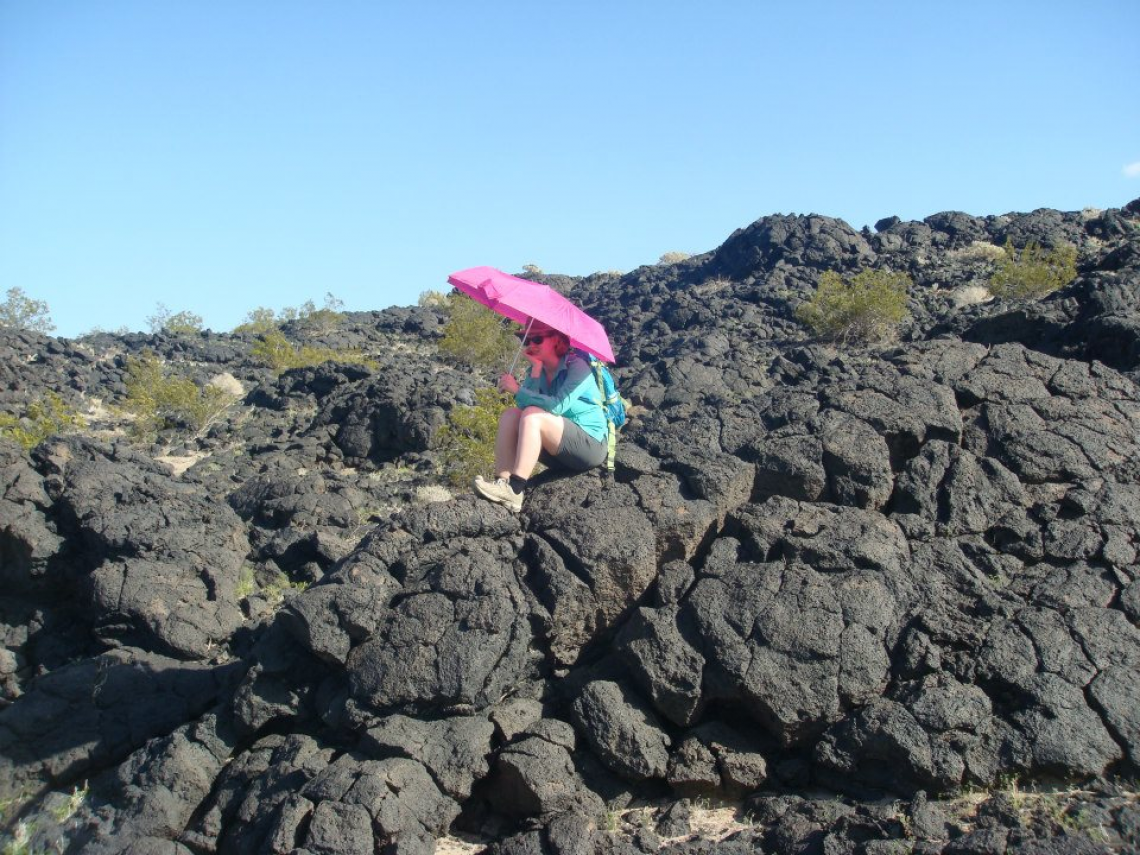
[{"x1": 518, "y1": 334, "x2": 550, "y2": 345}]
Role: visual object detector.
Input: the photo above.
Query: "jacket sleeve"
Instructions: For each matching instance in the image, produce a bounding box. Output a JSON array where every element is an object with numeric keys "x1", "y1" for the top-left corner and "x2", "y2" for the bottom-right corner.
[{"x1": 515, "y1": 358, "x2": 599, "y2": 415}]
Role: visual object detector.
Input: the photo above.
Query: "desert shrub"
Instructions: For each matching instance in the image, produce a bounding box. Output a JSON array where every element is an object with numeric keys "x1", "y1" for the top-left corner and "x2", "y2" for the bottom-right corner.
[
  {"x1": 658, "y1": 251, "x2": 691, "y2": 265},
  {"x1": 418, "y1": 290, "x2": 448, "y2": 308},
  {"x1": 147, "y1": 303, "x2": 203, "y2": 335},
  {"x1": 796, "y1": 268, "x2": 912, "y2": 344},
  {"x1": 235, "y1": 565, "x2": 257, "y2": 599},
  {"x1": 438, "y1": 292, "x2": 518, "y2": 371},
  {"x1": 82, "y1": 325, "x2": 131, "y2": 336},
  {"x1": 234, "y1": 293, "x2": 345, "y2": 336},
  {"x1": 0, "y1": 393, "x2": 85, "y2": 449},
  {"x1": 233, "y1": 307, "x2": 279, "y2": 335},
  {"x1": 0, "y1": 287, "x2": 56, "y2": 334},
  {"x1": 295, "y1": 292, "x2": 345, "y2": 334},
  {"x1": 988, "y1": 239, "x2": 1077, "y2": 300},
  {"x1": 251, "y1": 330, "x2": 377, "y2": 374},
  {"x1": 520, "y1": 264, "x2": 544, "y2": 276},
  {"x1": 435, "y1": 388, "x2": 510, "y2": 487},
  {"x1": 234, "y1": 564, "x2": 308, "y2": 604},
  {"x1": 120, "y1": 351, "x2": 236, "y2": 439}
]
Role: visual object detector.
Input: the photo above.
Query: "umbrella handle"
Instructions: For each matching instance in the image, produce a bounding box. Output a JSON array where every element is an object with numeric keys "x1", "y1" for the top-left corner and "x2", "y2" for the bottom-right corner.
[{"x1": 506, "y1": 317, "x2": 535, "y2": 376}]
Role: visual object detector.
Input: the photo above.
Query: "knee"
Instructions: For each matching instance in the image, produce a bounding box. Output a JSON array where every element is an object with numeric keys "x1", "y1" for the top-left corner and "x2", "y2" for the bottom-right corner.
[
  {"x1": 499, "y1": 407, "x2": 522, "y2": 426},
  {"x1": 518, "y1": 407, "x2": 549, "y2": 428}
]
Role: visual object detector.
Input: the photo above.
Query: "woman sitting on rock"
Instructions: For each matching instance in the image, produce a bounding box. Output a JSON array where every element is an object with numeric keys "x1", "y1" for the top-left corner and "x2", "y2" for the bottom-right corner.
[{"x1": 474, "y1": 320, "x2": 608, "y2": 512}]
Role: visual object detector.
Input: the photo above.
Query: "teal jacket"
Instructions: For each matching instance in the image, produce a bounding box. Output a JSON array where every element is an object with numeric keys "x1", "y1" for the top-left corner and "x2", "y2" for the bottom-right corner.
[{"x1": 514, "y1": 352, "x2": 608, "y2": 443}]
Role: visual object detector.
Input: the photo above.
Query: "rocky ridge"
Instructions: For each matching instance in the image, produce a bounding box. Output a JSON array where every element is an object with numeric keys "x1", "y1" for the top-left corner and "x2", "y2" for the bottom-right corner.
[{"x1": 1, "y1": 199, "x2": 1140, "y2": 853}]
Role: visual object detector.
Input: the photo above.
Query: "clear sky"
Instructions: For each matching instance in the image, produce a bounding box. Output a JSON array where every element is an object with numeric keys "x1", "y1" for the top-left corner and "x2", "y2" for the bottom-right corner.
[{"x1": 2, "y1": 1, "x2": 1138, "y2": 338}]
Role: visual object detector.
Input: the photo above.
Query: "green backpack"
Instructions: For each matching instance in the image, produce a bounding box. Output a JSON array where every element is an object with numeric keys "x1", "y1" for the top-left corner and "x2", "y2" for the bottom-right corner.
[{"x1": 584, "y1": 353, "x2": 629, "y2": 471}]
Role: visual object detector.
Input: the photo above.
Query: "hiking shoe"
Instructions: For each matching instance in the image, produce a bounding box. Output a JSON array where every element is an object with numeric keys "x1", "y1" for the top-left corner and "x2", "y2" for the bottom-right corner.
[{"x1": 473, "y1": 476, "x2": 523, "y2": 512}]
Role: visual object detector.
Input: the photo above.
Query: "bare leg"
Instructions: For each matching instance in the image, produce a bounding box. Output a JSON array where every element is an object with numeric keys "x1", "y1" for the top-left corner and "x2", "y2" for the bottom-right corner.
[
  {"x1": 494, "y1": 408, "x2": 522, "y2": 480},
  {"x1": 512, "y1": 407, "x2": 564, "y2": 478}
]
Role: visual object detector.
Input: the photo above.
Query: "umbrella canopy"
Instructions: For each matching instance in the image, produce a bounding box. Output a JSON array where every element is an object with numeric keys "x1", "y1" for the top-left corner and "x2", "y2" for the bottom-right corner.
[{"x1": 447, "y1": 266, "x2": 616, "y2": 364}]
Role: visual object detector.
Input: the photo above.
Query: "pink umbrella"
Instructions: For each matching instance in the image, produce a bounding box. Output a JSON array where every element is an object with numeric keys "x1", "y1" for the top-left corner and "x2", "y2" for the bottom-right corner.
[{"x1": 447, "y1": 266, "x2": 616, "y2": 364}]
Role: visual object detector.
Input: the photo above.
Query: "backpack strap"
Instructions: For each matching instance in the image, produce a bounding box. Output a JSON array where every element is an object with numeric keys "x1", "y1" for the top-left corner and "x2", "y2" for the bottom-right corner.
[{"x1": 589, "y1": 356, "x2": 618, "y2": 472}]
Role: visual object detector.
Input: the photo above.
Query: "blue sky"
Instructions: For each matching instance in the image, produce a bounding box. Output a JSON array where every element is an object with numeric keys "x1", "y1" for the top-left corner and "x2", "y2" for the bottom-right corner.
[{"x1": 2, "y1": 1, "x2": 1138, "y2": 338}]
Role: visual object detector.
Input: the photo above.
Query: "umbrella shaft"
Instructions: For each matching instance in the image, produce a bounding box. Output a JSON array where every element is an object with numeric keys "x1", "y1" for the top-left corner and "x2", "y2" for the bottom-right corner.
[{"x1": 507, "y1": 317, "x2": 536, "y2": 376}]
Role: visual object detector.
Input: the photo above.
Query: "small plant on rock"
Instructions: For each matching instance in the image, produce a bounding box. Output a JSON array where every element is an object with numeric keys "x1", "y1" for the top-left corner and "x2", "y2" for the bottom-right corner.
[
  {"x1": 235, "y1": 565, "x2": 257, "y2": 600},
  {"x1": 49, "y1": 783, "x2": 88, "y2": 823},
  {"x1": 796, "y1": 268, "x2": 912, "y2": 344},
  {"x1": 0, "y1": 393, "x2": 86, "y2": 450},
  {"x1": 262, "y1": 571, "x2": 309, "y2": 604},
  {"x1": 435, "y1": 388, "x2": 511, "y2": 487},
  {"x1": 988, "y1": 239, "x2": 1077, "y2": 300},
  {"x1": 2, "y1": 820, "x2": 33, "y2": 855}
]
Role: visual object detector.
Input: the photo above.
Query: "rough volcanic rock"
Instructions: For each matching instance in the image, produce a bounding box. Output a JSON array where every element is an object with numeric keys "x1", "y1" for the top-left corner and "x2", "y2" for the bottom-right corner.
[
  {"x1": 525, "y1": 476, "x2": 658, "y2": 666},
  {"x1": 0, "y1": 443, "x2": 64, "y2": 592},
  {"x1": 345, "y1": 536, "x2": 540, "y2": 715},
  {"x1": 0, "y1": 648, "x2": 240, "y2": 804},
  {"x1": 570, "y1": 680, "x2": 671, "y2": 782},
  {"x1": 486, "y1": 718, "x2": 606, "y2": 821},
  {"x1": 34, "y1": 436, "x2": 248, "y2": 659},
  {"x1": 307, "y1": 364, "x2": 475, "y2": 464},
  {"x1": 4, "y1": 199, "x2": 1140, "y2": 854},
  {"x1": 361, "y1": 713, "x2": 495, "y2": 802}
]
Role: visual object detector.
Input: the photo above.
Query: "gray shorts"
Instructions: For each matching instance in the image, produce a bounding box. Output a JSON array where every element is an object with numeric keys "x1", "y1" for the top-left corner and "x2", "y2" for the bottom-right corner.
[{"x1": 540, "y1": 419, "x2": 607, "y2": 472}]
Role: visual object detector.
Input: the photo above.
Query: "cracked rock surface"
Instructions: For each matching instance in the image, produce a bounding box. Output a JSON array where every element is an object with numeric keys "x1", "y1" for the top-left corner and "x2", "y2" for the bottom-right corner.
[{"x1": 3, "y1": 199, "x2": 1140, "y2": 853}]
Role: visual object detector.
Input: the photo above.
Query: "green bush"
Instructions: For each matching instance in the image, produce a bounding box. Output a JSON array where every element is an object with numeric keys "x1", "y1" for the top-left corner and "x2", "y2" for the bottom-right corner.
[
  {"x1": 418, "y1": 290, "x2": 448, "y2": 308},
  {"x1": 0, "y1": 393, "x2": 85, "y2": 449},
  {"x1": 147, "y1": 303, "x2": 203, "y2": 335},
  {"x1": 0, "y1": 287, "x2": 56, "y2": 334},
  {"x1": 251, "y1": 330, "x2": 377, "y2": 374},
  {"x1": 120, "y1": 351, "x2": 236, "y2": 439},
  {"x1": 233, "y1": 307, "x2": 279, "y2": 335},
  {"x1": 233, "y1": 293, "x2": 345, "y2": 336},
  {"x1": 435, "y1": 388, "x2": 510, "y2": 487},
  {"x1": 988, "y1": 239, "x2": 1077, "y2": 300},
  {"x1": 234, "y1": 564, "x2": 308, "y2": 604},
  {"x1": 796, "y1": 268, "x2": 911, "y2": 343},
  {"x1": 295, "y1": 292, "x2": 345, "y2": 335},
  {"x1": 438, "y1": 292, "x2": 518, "y2": 371}
]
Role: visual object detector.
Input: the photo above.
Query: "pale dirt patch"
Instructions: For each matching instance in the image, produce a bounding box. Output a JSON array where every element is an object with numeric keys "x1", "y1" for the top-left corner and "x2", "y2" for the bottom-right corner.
[
  {"x1": 435, "y1": 834, "x2": 487, "y2": 855},
  {"x1": 154, "y1": 451, "x2": 208, "y2": 477},
  {"x1": 615, "y1": 801, "x2": 753, "y2": 845},
  {"x1": 431, "y1": 802, "x2": 753, "y2": 853},
  {"x1": 948, "y1": 241, "x2": 1005, "y2": 264},
  {"x1": 687, "y1": 804, "x2": 753, "y2": 840},
  {"x1": 82, "y1": 396, "x2": 114, "y2": 421}
]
